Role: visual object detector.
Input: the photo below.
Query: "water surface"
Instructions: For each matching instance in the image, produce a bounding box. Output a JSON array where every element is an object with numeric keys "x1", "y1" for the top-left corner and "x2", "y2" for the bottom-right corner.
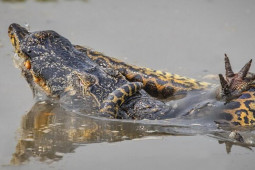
[{"x1": 1, "y1": 0, "x2": 255, "y2": 169}]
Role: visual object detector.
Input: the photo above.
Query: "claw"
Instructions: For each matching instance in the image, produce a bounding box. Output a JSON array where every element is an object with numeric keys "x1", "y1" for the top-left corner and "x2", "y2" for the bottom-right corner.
[
  {"x1": 220, "y1": 54, "x2": 255, "y2": 99},
  {"x1": 219, "y1": 74, "x2": 228, "y2": 88},
  {"x1": 238, "y1": 59, "x2": 252, "y2": 79},
  {"x1": 224, "y1": 54, "x2": 234, "y2": 77},
  {"x1": 219, "y1": 74, "x2": 230, "y2": 94}
]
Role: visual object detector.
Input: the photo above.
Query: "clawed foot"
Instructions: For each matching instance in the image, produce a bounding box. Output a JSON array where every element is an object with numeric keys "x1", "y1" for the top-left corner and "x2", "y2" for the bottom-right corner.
[{"x1": 219, "y1": 54, "x2": 255, "y2": 99}]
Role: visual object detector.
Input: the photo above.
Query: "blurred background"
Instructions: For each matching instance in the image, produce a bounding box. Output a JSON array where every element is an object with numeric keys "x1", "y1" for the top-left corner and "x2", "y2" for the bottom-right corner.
[{"x1": 1, "y1": 0, "x2": 255, "y2": 169}]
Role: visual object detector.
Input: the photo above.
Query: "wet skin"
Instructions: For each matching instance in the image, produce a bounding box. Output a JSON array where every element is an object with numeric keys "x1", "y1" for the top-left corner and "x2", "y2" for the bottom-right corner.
[
  {"x1": 8, "y1": 23, "x2": 170, "y2": 120},
  {"x1": 8, "y1": 23, "x2": 255, "y2": 126}
]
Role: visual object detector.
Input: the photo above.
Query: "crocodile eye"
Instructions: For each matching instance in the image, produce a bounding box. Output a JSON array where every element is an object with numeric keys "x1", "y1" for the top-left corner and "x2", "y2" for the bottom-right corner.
[{"x1": 23, "y1": 49, "x2": 33, "y2": 58}]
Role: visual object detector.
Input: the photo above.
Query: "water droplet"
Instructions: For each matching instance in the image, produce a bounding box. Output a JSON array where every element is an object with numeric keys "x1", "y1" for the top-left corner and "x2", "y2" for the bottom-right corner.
[{"x1": 24, "y1": 23, "x2": 30, "y2": 31}]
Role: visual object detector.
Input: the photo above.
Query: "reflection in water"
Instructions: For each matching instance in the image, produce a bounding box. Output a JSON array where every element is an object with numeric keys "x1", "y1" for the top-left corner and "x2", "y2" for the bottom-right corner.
[
  {"x1": 211, "y1": 130, "x2": 255, "y2": 154},
  {"x1": 11, "y1": 101, "x2": 255, "y2": 164},
  {"x1": 11, "y1": 101, "x2": 172, "y2": 164}
]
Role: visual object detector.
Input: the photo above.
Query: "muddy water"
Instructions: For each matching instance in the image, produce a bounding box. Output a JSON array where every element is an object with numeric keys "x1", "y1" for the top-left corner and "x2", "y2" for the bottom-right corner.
[{"x1": 1, "y1": 0, "x2": 255, "y2": 169}]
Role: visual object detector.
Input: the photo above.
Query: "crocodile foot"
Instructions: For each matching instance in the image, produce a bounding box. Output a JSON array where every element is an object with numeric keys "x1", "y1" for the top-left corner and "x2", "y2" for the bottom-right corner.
[{"x1": 219, "y1": 54, "x2": 255, "y2": 100}]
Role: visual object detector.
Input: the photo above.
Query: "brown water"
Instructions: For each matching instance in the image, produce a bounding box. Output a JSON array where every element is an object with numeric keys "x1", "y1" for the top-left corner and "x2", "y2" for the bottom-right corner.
[{"x1": 1, "y1": 0, "x2": 255, "y2": 169}]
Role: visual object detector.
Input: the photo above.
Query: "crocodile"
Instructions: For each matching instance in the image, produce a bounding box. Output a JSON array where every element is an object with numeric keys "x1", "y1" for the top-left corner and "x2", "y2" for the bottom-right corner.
[{"x1": 8, "y1": 23, "x2": 255, "y2": 126}]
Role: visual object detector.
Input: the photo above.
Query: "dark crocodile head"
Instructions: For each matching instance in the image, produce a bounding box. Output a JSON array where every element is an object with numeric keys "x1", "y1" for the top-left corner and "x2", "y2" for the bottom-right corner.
[{"x1": 8, "y1": 23, "x2": 126, "y2": 101}]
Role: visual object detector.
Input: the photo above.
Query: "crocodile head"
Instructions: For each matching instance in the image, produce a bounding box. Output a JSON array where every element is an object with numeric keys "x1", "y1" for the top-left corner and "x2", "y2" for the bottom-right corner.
[
  {"x1": 8, "y1": 24, "x2": 103, "y2": 99},
  {"x1": 8, "y1": 23, "x2": 130, "y2": 106},
  {"x1": 8, "y1": 23, "x2": 80, "y2": 97}
]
